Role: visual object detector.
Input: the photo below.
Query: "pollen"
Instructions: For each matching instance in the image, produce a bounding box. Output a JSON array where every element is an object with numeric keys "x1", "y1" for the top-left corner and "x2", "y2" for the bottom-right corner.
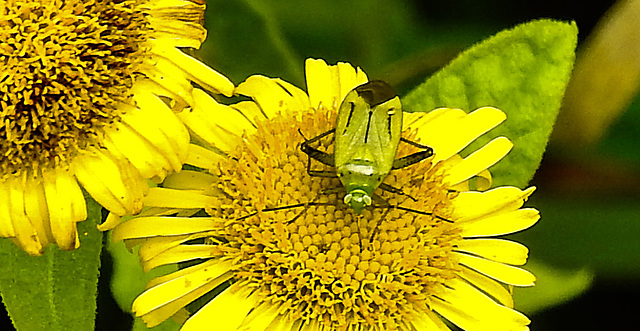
[
  {"x1": 203, "y1": 107, "x2": 464, "y2": 329},
  {"x1": 0, "y1": 0, "x2": 148, "y2": 178}
]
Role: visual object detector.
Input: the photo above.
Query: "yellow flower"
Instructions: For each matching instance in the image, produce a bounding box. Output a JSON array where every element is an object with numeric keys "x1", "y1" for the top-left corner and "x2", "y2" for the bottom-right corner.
[
  {"x1": 113, "y1": 59, "x2": 539, "y2": 330},
  {"x1": 0, "y1": 0, "x2": 234, "y2": 255}
]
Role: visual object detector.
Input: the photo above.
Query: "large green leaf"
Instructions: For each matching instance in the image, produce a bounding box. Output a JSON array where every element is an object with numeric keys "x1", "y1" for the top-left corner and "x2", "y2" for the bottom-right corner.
[
  {"x1": 0, "y1": 199, "x2": 102, "y2": 331},
  {"x1": 403, "y1": 19, "x2": 578, "y2": 188}
]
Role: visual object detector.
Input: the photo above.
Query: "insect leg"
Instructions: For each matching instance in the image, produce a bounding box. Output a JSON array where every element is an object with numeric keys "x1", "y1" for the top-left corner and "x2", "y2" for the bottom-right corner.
[
  {"x1": 306, "y1": 161, "x2": 337, "y2": 178},
  {"x1": 391, "y1": 138, "x2": 434, "y2": 170},
  {"x1": 400, "y1": 137, "x2": 432, "y2": 149},
  {"x1": 379, "y1": 182, "x2": 418, "y2": 202},
  {"x1": 368, "y1": 193, "x2": 392, "y2": 244},
  {"x1": 299, "y1": 129, "x2": 338, "y2": 178},
  {"x1": 299, "y1": 128, "x2": 336, "y2": 167}
]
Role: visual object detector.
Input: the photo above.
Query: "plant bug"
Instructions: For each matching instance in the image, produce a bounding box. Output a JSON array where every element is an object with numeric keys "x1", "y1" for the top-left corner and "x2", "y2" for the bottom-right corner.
[{"x1": 300, "y1": 80, "x2": 434, "y2": 213}]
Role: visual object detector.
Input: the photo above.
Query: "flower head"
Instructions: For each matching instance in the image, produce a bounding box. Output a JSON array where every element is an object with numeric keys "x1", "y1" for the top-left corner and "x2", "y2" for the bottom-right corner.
[
  {"x1": 114, "y1": 59, "x2": 539, "y2": 330},
  {"x1": 0, "y1": 0, "x2": 234, "y2": 255}
]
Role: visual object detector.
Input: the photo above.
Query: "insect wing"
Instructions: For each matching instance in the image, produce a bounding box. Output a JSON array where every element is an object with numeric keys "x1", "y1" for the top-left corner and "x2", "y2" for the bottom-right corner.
[
  {"x1": 334, "y1": 81, "x2": 402, "y2": 176},
  {"x1": 368, "y1": 96, "x2": 402, "y2": 174},
  {"x1": 335, "y1": 88, "x2": 370, "y2": 168}
]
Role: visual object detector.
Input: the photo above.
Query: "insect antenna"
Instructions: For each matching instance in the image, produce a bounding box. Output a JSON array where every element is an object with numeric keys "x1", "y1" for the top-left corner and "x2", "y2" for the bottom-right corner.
[
  {"x1": 367, "y1": 194, "x2": 453, "y2": 248},
  {"x1": 368, "y1": 206, "x2": 392, "y2": 245},
  {"x1": 392, "y1": 205, "x2": 453, "y2": 223},
  {"x1": 236, "y1": 195, "x2": 334, "y2": 225}
]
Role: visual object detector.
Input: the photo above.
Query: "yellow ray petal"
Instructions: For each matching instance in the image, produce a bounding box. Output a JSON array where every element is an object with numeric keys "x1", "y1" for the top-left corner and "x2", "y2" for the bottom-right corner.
[
  {"x1": 456, "y1": 238, "x2": 529, "y2": 265},
  {"x1": 143, "y1": 187, "x2": 217, "y2": 209},
  {"x1": 431, "y1": 278, "x2": 530, "y2": 331},
  {"x1": 148, "y1": 25, "x2": 204, "y2": 48},
  {"x1": 334, "y1": 61, "x2": 369, "y2": 103},
  {"x1": 23, "y1": 178, "x2": 54, "y2": 248},
  {"x1": 144, "y1": 1, "x2": 207, "y2": 46},
  {"x1": 460, "y1": 208, "x2": 540, "y2": 237},
  {"x1": 149, "y1": 41, "x2": 234, "y2": 97},
  {"x1": 145, "y1": 56, "x2": 194, "y2": 106},
  {"x1": 406, "y1": 107, "x2": 507, "y2": 163},
  {"x1": 472, "y1": 169, "x2": 492, "y2": 191},
  {"x1": 185, "y1": 144, "x2": 228, "y2": 170},
  {"x1": 134, "y1": 260, "x2": 233, "y2": 327},
  {"x1": 457, "y1": 266, "x2": 514, "y2": 309},
  {"x1": 137, "y1": 234, "x2": 195, "y2": 262},
  {"x1": 454, "y1": 252, "x2": 536, "y2": 286},
  {"x1": 73, "y1": 150, "x2": 146, "y2": 216},
  {"x1": 181, "y1": 284, "x2": 258, "y2": 331},
  {"x1": 143, "y1": 0, "x2": 206, "y2": 14},
  {"x1": 143, "y1": 244, "x2": 219, "y2": 272},
  {"x1": 103, "y1": 121, "x2": 173, "y2": 180},
  {"x1": 404, "y1": 107, "x2": 466, "y2": 127},
  {"x1": 238, "y1": 303, "x2": 282, "y2": 331},
  {"x1": 265, "y1": 314, "x2": 297, "y2": 331},
  {"x1": 231, "y1": 101, "x2": 267, "y2": 128},
  {"x1": 196, "y1": 88, "x2": 257, "y2": 136},
  {"x1": 445, "y1": 137, "x2": 513, "y2": 186},
  {"x1": 162, "y1": 170, "x2": 217, "y2": 191},
  {"x1": 7, "y1": 179, "x2": 43, "y2": 256},
  {"x1": 0, "y1": 182, "x2": 17, "y2": 238},
  {"x1": 134, "y1": 260, "x2": 231, "y2": 313},
  {"x1": 178, "y1": 89, "x2": 254, "y2": 152},
  {"x1": 128, "y1": 91, "x2": 190, "y2": 170},
  {"x1": 132, "y1": 78, "x2": 188, "y2": 108},
  {"x1": 236, "y1": 75, "x2": 302, "y2": 119},
  {"x1": 43, "y1": 169, "x2": 86, "y2": 250},
  {"x1": 146, "y1": 31, "x2": 202, "y2": 49},
  {"x1": 305, "y1": 58, "x2": 335, "y2": 109},
  {"x1": 145, "y1": 257, "x2": 219, "y2": 289},
  {"x1": 111, "y1": 216, "x2": 216, "y2": 242},
  {"x1": 452, "y1": 186, "x2": 536, "y2": 221},
  {"x1": 411, "y1": 309, "x2": 452, "y2": 331},
  {"x1": 272, "y1": 78, "x2": 312, "y2": 111},
  {"x1": 99, "y1": 213, "x2": 122, "y2": 232}
]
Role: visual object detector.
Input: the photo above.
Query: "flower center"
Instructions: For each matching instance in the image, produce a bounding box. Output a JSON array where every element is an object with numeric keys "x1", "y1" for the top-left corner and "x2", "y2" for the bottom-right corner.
[
  {"x1": 0, "y1": 0, "x2": 149, "y2": 178},
  {"x1": 206, "y1": 107, "x2": 463, "y2": 329}
]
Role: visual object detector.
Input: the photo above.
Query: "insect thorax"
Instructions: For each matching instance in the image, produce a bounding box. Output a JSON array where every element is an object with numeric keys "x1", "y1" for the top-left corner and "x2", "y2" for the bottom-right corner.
[{"x1": 337, "y1": 160, "x2": 386, "y2": 213}]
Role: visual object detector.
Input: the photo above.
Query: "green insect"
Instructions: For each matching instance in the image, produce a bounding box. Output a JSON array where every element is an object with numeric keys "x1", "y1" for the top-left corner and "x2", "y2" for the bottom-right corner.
[{"x1": 300, "y1": 80, "x2": 434, "y2": 213}]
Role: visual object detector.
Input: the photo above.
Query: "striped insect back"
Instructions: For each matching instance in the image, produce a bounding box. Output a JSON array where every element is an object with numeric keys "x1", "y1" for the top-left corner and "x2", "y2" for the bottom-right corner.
[
  {"x1": 299, "y1": 80, "x2": 434, "y2": 218},
  {"x1": 334, "y1": 80, "x2": 403, "y2": 212}
]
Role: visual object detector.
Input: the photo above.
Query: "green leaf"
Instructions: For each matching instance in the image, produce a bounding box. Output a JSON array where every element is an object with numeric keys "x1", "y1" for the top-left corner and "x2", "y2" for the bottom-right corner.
[
  {"x1": 513, "y1": 260, "x2": 594, "y2": 314},
  {"x1": 403, "y1": 19, "x2": 578, "y2": 188},
  {"x1": 0, "y1": 199, "x2": 103, "y2": 331}
]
